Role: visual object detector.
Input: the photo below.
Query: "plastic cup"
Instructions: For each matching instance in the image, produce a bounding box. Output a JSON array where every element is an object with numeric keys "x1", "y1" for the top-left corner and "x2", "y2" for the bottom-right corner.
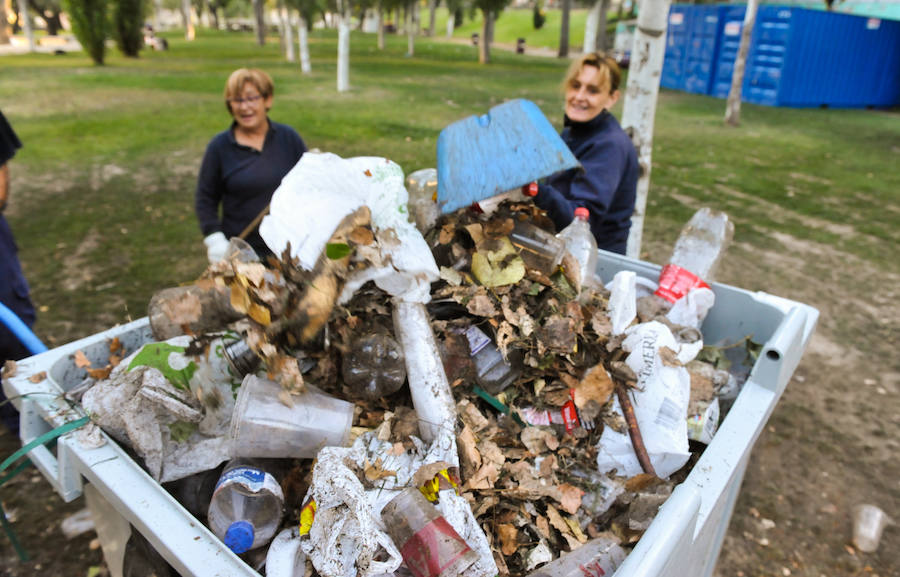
[
  {"x1": 229, "y1": 374, "x2": 354, "y2": 459},
  {"x1": 381, "y1": 487, "x2": 478, "y2": 577},
  {"x1": 852, "y1": 504, "x2": 891, "y2": 553}
]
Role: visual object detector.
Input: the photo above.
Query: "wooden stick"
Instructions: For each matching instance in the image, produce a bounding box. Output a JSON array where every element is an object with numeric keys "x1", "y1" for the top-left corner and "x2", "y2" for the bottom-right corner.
[
  {"x1": 237, "y1": 203, "x2": 271, "y2": 240},
  {"x1": 616, "y1": 384, "x2": 657, "y2": 477}
]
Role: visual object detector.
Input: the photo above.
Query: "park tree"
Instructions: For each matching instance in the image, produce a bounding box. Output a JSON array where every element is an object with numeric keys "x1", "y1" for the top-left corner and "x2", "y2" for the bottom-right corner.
[
  {"x1": 472, "y1": 0, "x2": 510, "y2": 63},
  {"x1": 445, "y1": 0, "x2": 462, "y2": 36},
  {"x1": 28, "y1": 0, "x2": 65, "y2": 35},
  {"x1": 15, "y1": 0, "x2": 36, "y2": 50},
  {"x1": 63, "y1": 0, "x2": 108, "y2": 63},
  {"x1": 558, "y1": 0, "x2": 570, "y2": 57},
  {"x1": 112, "y1": 0, "x2": 147, "y2": 57},
  {"x1": 287, "y1": 0, "x2": 319, "y2": 71},
  {"x1": 724, "y1": 0, "x2": 758, "y2": 126},
  {"x1": 583, "y1": 0, "x2": 609, "y2": 53},
  {"x1": 252, "y1": 0, "x2": 265, "y2": 44}
]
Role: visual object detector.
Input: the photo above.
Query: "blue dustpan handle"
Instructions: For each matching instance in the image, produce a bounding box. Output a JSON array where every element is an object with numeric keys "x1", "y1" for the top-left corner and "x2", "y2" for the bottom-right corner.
[{"x1": 0, "y1": 301, "x2": 47, "y2": 355}]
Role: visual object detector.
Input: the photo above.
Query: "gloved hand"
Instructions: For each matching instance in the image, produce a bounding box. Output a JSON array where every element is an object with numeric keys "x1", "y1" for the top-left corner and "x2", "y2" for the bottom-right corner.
[{"x1": 203, "y1": 232, "x2": 229, "y2": 264}]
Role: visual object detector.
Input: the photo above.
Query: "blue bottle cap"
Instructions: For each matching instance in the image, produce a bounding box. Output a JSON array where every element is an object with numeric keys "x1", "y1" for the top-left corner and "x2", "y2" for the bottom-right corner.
[{"x1": 224, "y1": 520, "x2": 255, "y2": 554}]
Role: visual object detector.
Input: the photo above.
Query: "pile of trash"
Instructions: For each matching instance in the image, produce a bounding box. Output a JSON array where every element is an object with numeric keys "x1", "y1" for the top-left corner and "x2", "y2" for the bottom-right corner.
[{"x1": 67, "y1": 152, "x2": 757, "y2": 576}]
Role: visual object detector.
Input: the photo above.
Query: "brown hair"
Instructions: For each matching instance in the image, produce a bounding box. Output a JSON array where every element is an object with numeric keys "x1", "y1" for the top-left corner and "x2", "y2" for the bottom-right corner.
[
  {"x1": 561, "y1": 52, "x2": 622, "y2": 95},
  {"x1": 224, "y1": 68, "x2": 274, "y2": 113}
]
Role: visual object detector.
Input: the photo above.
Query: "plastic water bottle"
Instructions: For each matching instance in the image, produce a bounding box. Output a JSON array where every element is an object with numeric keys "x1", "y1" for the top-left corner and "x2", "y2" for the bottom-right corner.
[
  {"x1": 528, "y1": 536, "x2": 627, "y2": 577},
  {"x1": 509, "y1": 219, "x2": 567, "y2": 276},
  {"x1": 556, "y1": 207, "x2": 598, "y2": 290},
  {"x1": 405, "y1": 167, "x2": 440, "y2": 234},
  {"x1": 207, "y1": 459, "x2": 285, "y2": 554},
  {"x1": 464, "y1": 324, "x2": 523, "y2": 395},
  {"x1": 341, "y1": 332, "x2": 407, "y2": 400}
]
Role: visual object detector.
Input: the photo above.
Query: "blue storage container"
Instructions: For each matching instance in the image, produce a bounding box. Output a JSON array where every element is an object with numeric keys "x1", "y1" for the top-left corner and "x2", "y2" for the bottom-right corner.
[{"x1": 667, "y1": 4, "x2": 900, "y2": 108}]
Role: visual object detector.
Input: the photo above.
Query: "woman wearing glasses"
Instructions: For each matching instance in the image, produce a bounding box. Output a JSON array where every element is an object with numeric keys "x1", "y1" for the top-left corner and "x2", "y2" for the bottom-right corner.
[
  {"x1": 531, "y1": 53, "x2": 638, "y2": 255},
  {"x1": 195, "y1": 68, "x2": 307, "y2": 262}
]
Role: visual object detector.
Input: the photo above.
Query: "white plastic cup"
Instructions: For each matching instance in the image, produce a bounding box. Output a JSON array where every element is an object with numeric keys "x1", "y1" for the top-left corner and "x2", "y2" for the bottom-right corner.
[
  {"x1": 852, "y1": 504, "x2": 892, "y2": 553},
  {"x1": 229, "y1": 375, "x2": 354, "y2": 459}
]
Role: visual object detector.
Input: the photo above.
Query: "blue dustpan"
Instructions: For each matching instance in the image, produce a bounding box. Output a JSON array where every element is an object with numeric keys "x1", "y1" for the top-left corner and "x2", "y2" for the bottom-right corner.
[{"x1": 436, "y1": 99, "x2": 580, "y2": 215}]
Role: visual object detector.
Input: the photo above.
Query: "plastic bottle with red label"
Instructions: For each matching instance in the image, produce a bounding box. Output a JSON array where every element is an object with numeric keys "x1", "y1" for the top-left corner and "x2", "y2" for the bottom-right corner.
[
  {"x1": 528, "y1": 535, "x2": 627, "y2": 577},
  {"x1": 654, "y1": 207, "x2": 734, "y2": 306}
]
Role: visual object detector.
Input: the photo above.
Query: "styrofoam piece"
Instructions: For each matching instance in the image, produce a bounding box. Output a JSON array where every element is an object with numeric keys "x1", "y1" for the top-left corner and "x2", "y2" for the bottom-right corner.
[{"x1": 4, "y1": 250, "x2": 818, "y2": 577}]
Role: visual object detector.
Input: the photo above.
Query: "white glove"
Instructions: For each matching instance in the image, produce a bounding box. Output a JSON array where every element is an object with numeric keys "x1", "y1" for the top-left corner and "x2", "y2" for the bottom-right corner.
[{"x1": 203, "y1": 232, "x2": 229, "y2": 263}]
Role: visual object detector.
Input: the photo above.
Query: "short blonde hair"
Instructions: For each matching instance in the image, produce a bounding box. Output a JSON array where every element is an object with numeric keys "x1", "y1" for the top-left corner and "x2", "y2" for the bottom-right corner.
[
  {"x1": 561, "y1": 52, "x2": 622, "y2": 95},
  {"x1": 224, "y1": 68, "x2": 274, "y2": 113}
]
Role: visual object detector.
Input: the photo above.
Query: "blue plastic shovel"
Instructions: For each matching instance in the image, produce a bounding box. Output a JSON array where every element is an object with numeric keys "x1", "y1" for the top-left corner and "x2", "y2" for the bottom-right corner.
[{"x1": 435, "y1": 99, "x2": 580, "y2": 215}]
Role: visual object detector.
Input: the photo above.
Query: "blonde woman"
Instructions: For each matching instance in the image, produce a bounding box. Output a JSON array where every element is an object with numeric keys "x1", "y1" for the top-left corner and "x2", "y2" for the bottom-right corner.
[
  {"x1": 533, "y1": 53, "x2": 638, "y2": 255},
  {"x1": 196, "y1": 68, "x2": 307, "y2": 262}
]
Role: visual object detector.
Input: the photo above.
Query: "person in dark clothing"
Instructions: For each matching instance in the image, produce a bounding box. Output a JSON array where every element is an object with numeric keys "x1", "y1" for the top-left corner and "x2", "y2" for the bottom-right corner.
[
  {"x1": 196, "y1": 68, "x2": 307, "y2": 262},
  {"x1": 532, "y1": 52, "x2": 639, "y2": 255},
  {"x1": 0, "y1": 110, "x2": 36, "y2": 435}
]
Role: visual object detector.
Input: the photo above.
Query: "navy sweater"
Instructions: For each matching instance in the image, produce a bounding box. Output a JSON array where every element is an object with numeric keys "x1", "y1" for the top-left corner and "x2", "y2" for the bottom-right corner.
[
  {"x1": 535, "y1": 111, "x2": 639, "y2": 255},
  {"x1": 195, "y1": 119, "x2": 307, "y2": 255}
]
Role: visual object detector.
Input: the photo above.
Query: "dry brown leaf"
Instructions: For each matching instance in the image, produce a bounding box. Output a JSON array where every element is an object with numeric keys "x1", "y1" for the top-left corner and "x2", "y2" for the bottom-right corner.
[
  {"x1": 349, "y1": 226, "x2": 376, "y2": 246},
  {"x1": 230, "y1": 283, "x2": 251, "y2": 314},
  {"x1": 108, "y1": 353, "x2": 123, "y2": 368},
  {"x1": 467, "y1": 294, "x2": 498, "y2": 317},
  {"x1": 458, "y1": 425, "x2": 482, "y2": 480},
  {"x1": 160, "y1": 290, "x2": 203, "y2": 325},
  {"x1": 625, "y1": 473, "x2": 662, "y2": 492},
  {"x1": 465, "y1": 462, "x2": 499, "y2": 490},
  {"x1": 28, "y1": 371, "x2": 47, "y2": 383},
  {"x1": 86, "y1": 366, "x2": 113, "y2": 380},
  {"x1": 234, "y1": 262, "x2": 266, "y2": 287},
  {"x1": 540, "y1": 315, "x2": 577, "y2": 354},
  {"x1": 74, "y1": 350, "x2": 91, "y2": 368},
  {"x1": 574, "y1": 364, "x2": 615, "y2": 409},
  {"x1": 495, "y1": 321, "x2": 516, "y2": 359},
  {"x1": 108, "y1": 337, "x2": 123, "y2": 355},
  {"x1": 438, "y1": 224, "x2": 455, "y2": 245},
  {"x1": 478, "y1": 439, "x2": 506, "y2": 467},
  {"x1": 590, "y1": 309, "x2": 614, "y2": 339},
  {"x1": 457, "y1": 399, "x2": 491, "y2": 432},
  {"x1": 247, "y1": 302, "x2": 272, "y2": 326},
  {"x1": 535, "y1": 515, "x2": 552, "y2": 540},
  {"x1": 538, "y1": 453, "x2": 559, "y2": 477},
  {"x1": 659, "y1": 346, "x2": 682, "y2": 367},
  {"x1": 498, "y1": 523, "x2": 519, "y2": 556},
  {"x1": 2, "y1": 360, "x2": 17, "y2": 378},
  {"x1": 521, "y1": 427, "x2": 557, "y2": 456},
  {"x1": 560, "y1": 252, "x2": 582, "y2": 291},
  {"x1": 561, "y1": 532, "x2": 583, "y2": 550},
  {"x1": 464, "y1": 223, "x2": 485, "y2": 245},
  {"x1": 412, "y1": 461, "x2": 454, "y2": 488},
  {"x1": 555, "y1": 483, "x2": 585, "y2": 515},
  {"x1": 545, "y1": 504, "x2": 570, "y2": 535},
  {"x1": 364, "y1": 458, "x2": 397, "y2": 482},
  {"x1": 564, "y1": 515, "x2": 588, "y2": 543}
]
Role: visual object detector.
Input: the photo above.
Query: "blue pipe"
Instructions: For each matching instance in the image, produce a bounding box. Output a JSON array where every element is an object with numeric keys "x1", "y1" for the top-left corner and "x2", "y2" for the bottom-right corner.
[{"x1": 0, "y1": 302, "x2": 47, "y2": 355}]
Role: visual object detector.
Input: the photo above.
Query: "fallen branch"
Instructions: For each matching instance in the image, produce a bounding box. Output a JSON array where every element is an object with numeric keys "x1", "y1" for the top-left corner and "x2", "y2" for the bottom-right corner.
[{"x1": 616, "y1": 383, "x2": 657, "y2": 477}]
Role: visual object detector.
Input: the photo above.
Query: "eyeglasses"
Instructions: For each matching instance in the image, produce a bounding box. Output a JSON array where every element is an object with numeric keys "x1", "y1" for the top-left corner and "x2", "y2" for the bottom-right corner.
[{"x1": 228, "y1": 94, "x2": 264, "y2": 106}]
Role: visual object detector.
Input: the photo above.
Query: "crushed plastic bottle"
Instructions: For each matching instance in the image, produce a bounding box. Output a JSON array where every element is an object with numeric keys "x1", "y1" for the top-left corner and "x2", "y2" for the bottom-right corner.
[
  {"x1": 208, "y1": 458, "x2": 285, "y2": 554},
  {"x1": 556, "y1": 207, "x2": 598, "y2": 290},
  {"x1": 528, "y1": 535, "x2": 627, "y2": 577},
  {"x1": 406, "y1": 167, "x2": 440, "y2": 235},
  {"x1": 509, "y1": 219, "x2": 566, "y2": 276},
  {"x1": 381, "y1": 487, "x2": 479, "y2": 577},
  {"x1": 464, "y1": 324, "x2": 523, "y2": 395},
  {"x1": 341, "y1": 332, "x2": 407, "y2": 400},
  {"x1": 654, "y1": 207, "x2": 734, "y2": 304}
]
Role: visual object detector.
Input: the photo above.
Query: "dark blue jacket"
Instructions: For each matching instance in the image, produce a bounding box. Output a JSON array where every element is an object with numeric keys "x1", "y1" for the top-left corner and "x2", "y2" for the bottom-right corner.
[
  {"x1": 535, "y1": 111, "x2": 639, "y2": 255},
  {"x1": 195, "y1": 119, "x2": 307, "y2": 256}
]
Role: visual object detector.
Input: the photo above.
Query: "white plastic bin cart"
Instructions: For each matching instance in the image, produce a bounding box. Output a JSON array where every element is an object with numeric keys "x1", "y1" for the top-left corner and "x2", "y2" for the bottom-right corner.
[{"x1": 2, "y1": 251, "x2": 818, "y2": 577}]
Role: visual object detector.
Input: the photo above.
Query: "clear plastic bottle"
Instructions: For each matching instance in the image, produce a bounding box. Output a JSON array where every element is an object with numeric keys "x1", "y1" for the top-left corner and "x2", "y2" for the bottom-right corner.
[
  {"x1": 464, "y1": 324, "x2": 523, "y2": 395},
  {"x1": 207, "y1": 458, "x2": 285, "y2": 554},
  {"x1": 405, "y1": 167, "x2": 440, "y2": 234},
  {"x1": 556, "y1": 207, "x2": 598, "y2": 290},
  {"x1": 528, "y1": 536, "x2": 627, "y2": 577},
  {"x1": 341, "y1": 332, "x2": 407, "y2": 400},
  {"x1": 509, "y1": 219, "x2": 567, "y2": 276}
]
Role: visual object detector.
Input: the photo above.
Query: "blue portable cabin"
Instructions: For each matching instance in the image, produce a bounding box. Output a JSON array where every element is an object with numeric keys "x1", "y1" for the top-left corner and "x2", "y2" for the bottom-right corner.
[
  {"x1": 664, "y1": 4, "x2": 900, "y2": 108},
  {"x1": 741, "y1": 6, "x2": 900, "y2": 107}
]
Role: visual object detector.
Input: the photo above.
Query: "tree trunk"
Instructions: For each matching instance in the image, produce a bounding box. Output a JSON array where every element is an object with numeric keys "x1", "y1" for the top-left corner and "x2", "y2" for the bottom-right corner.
[
  {"x1": 182, "y1": 0, "x2": 195, "y2": 40},
  {"x1": 15, "y1": 0, "x2": 34, "y2": 51},
  {"x1": 427, "y1": 0, "x2": 435, "y2": 36},
  {"x1": 153, "y1": 0, "x2": 163, "y2": 31},
  {"x1": 253, "y1": 0, "x2": 265, "y2": 45},
  {"x1": 209, "y1": 3, "x2": 219, "y2": 30},
  {"x1": 478, "y1": 10, "x2": 491, "y2": 64},
  {"x1": 299, "y1": 16, "x2": 311, "y2": 73},
  {"x1": 337, "y1": 10, "x2": 350, "y2": 92},
  {"x1": 0, "y1": 1, "x2": 8, "y2": 44},
  {"x1": 445, "y1": 12, "x2": 454, "y2": 38},
  {"x1": 596, "y1": 0, "x2": 609, "y2": 52},
  {"x1": 558, "y1": 0, "x2": 570, "y2": 57},
  {"x1": 584, "y1": 0, "x2": 600, "y2": 53},
  {"x1": 724, "y1": 0, "x2": 758, "y2": 127},
  {"x1": 406, "y1": 1, "x2": 415, "y2": 56},
  {"x1": 283, "y1": 6, "x2": 296, "y2": 62},
  {"x1": 621, "y1": 0, "x2": 672, "y2": 259},
  {"x1": 377, "y1": 1, "x2": 384, "y2": 49}
]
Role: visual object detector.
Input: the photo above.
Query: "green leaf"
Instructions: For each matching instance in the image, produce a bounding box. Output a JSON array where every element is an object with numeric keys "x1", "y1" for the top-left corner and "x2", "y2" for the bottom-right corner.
[
  {"x1": 168, "y1": 421, "x2": 199, "y2": 443},
  {"x1": 127, "y1": 343, "x2": 197, "y2": 391},
  {"x1": 325, "y1": 242, "x2": 352, "y2": 260},
  {"x1": 745, "y1": 339, "x2": 764, "y2": 364},
  {"x1": 696, "y1": 345, "x2": 731, "y2": 371}
]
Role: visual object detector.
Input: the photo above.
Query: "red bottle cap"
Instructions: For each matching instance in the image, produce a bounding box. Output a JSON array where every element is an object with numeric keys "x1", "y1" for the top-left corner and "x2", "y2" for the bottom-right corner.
[
  {"x1": 574, "y1": 207, "x2": 589, "y2": 219},
  {"x1": 522, "y1": 182, "x2": 539, "y2": 197}
]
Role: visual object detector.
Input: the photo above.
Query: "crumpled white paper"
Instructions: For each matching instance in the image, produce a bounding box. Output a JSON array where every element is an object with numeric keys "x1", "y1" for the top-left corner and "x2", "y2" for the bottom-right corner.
[
  {"x1": 79, "y1": 336, "x2": 237, "y2": 483},
  {"x1": 607, "y1": 270, "x2": 637, "y2": 335},
  {"x1": 259, "y1": 152, "x2": 439, "y2": 304},
  {"x1": 666, "y1": 287, "x2": 715, "y2": 330},
  {"x1": 299, "y1": 431, "x2": 497, "y2": 577},
  {"x1": 595, "y1": 321, "x2": 694, "y2": 479}
]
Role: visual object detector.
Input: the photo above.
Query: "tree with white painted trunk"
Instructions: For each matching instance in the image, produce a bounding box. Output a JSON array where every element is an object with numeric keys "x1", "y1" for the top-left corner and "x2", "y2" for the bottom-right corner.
[
  {"x1": 724, "y1": 0, "x2": 758, "y2": 127},
  {"x1": 298, "y1": 17, "x2": 311, "y2": 73},
  {"x1": 337, "y1": 0, "x2": 350, "y2": 92},
  {"x1": 407, "y1": 0, "x2": 417, "y2": 56},
  {"x1": 583, "y1": 0, "x2": 609, "y2": 53},
  {"x1": 620, "y1": 0, "x2": 672, "y2": 259},
  {"x1": 282, "y1": 3, "x2": 296, "y2": 62},
  {"x1": 16, "y1": 0, "x2": 35, "y2": 51},
  {"x1": 182, "y1": 0, "x2": 195, "y2": 39}
]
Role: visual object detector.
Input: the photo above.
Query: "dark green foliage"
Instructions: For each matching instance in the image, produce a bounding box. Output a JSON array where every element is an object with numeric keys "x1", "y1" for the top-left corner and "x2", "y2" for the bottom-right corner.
[
  {"x1": 532, "y1": 1, "x2": 545, "y2": 29},
  {"x1": 112, "y1": 0, "x2": 146, "y2": 57},
  {"x1": 63, "y1": 0, "x2": 108, "y2": 64}
]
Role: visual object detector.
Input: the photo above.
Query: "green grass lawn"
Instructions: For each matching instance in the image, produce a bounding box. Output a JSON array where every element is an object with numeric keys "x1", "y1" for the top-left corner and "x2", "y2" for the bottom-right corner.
[{"x1": 1, "y1": 27, "x2": 898, "y2": 346}]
